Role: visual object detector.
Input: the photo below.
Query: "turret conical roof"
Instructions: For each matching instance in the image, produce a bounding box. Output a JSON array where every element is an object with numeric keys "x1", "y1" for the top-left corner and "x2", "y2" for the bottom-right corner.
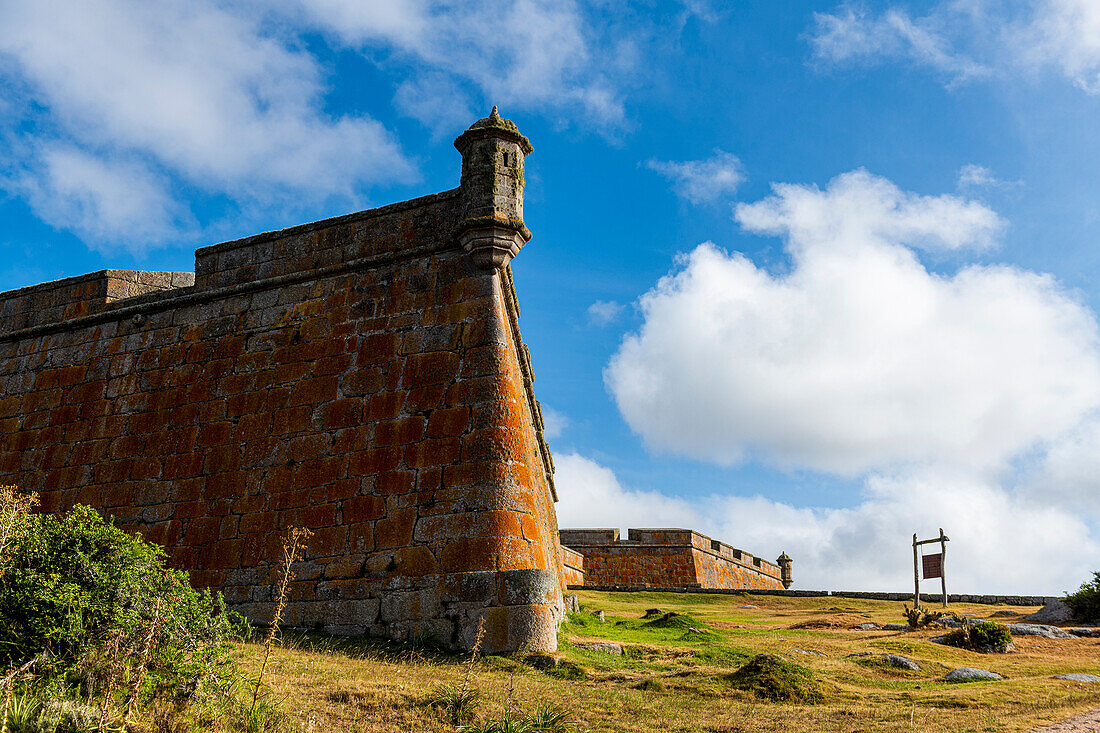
[{"x1": 454, "y1": 107, "x2": 533, "y2": 155}]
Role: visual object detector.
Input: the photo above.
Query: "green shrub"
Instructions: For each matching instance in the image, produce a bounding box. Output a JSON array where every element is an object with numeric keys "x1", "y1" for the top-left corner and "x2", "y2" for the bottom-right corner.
[
  {"x1": 1066, "y1": 572, "x2": 1100, "y2": 621},
  {"x1": 0, "y1": 504, "x2": 245, "y2": 672},
  {"x1": 941, "y1": 621, "x2": 1012, "y2": 653}
]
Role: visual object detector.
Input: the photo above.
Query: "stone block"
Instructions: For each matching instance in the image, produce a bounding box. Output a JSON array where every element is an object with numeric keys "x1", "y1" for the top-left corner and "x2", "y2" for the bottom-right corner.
[
  {"x1": 380, "y1": 589, "x2": 441, "y2": 624},
  {"x1": 500, "y1": 569, "x2": 559, "y2": 607},
  {"x1": 440, "y1": 571, "x2": 496, "y2": 603}
]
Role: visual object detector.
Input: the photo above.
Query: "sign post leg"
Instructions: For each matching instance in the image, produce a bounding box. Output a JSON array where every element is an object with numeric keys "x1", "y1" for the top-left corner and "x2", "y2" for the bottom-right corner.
[
  {"x1": 939, "y1": 528, "x2": 947, "y2": 608},
  {"x1": 913, "y1": 533, "x2": 920, "y2": 610}
]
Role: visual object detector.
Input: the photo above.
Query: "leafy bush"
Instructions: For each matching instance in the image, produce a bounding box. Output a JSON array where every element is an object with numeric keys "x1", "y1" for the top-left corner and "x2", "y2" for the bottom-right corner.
[
  {"x1": 0, "y1": 503, "x2": 245, "y2": 676},
  {"x1": 941, "y1": 621, "x2": 1012, "y2": 653},
  {"x1": 0, "y1": 495, "x2": 253, "y2": 733},
  {"x1": 1066, "y1": 572, "x2": 1100, "y2": 621}
]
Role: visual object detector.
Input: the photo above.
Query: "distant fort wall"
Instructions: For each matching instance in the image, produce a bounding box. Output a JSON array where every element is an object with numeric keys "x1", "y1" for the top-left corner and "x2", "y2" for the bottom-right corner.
[
  {"x1": 0, "y1": 110, "x2": 562, "y2": 653},
  {"x1": 560, "y1": 528, "x2": 789, "y2": 591}
]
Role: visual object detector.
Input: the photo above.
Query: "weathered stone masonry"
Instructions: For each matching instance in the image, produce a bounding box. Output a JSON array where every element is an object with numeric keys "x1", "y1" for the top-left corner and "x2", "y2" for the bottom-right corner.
[
  {"x1": 0, "y1": 110, "x2": 563, "y2": 653},
  {"x1": 560, "y1": 528, "x2": 791, "y2": 591}
]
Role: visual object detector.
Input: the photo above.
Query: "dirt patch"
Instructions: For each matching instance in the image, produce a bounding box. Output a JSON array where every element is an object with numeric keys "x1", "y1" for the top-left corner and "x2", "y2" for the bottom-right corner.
[
  {"x1": 1030, "y1": 707, "x2": 1100, "y2": 732},
  {"x1": 788, "y1": 614, "x2": 876, "y2": 630}
]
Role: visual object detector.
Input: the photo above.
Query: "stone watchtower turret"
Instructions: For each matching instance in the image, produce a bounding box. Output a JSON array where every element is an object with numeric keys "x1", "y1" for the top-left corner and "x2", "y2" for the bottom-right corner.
[
  {"x1": 453, "y1": 106, "x2": 534, "y2": 270},
  {"x1": 777, "y1": 552, "x2": 794, "y2": 589}
]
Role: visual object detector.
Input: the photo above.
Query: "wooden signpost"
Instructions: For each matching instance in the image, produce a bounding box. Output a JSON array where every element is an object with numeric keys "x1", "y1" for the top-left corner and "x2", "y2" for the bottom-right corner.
[{"x1": 912, "y1": 528, "x2": 949, "y2": 608}]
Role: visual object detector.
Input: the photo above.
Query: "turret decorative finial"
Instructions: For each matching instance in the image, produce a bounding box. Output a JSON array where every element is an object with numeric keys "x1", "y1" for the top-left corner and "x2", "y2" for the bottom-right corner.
[{"x1": 453, "y1": 108, "x2": 533, "y2": 270}]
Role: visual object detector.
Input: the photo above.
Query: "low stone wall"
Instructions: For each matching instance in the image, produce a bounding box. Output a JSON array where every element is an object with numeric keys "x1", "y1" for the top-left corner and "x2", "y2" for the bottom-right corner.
[
  {"x1": 570, "y1": 585, "x2": 1059, "y2": 606},
  {"x1": 560, "y1": 528, "x2": 785, "y2": 591}
]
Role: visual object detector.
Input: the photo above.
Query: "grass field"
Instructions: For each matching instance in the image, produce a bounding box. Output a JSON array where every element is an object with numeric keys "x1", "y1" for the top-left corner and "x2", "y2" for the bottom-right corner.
[{"x1": 235, "y1": 591, "x2": 1100, "y2": 732}]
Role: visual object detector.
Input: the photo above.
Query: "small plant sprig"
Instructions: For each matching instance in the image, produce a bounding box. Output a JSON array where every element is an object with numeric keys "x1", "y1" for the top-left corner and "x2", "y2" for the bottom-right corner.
[
  {"x1": 0, "y1": 486, "x2": 36, "y2": 570},
  {"x1": 96, "y1": 628, "x2": 126, "y2": 731},
  {"x1": 428, "y1": 618, "x2": 485, "y2": 726},
  {"x1": 123, "y1": 594, "x2": 165, "y2": 726},
  {"x1": 249, "y1": 526, "x2": 312, "y2": 719},
  {"x1": 0, "y1": 653, "x2": 46, "y2": 733}
]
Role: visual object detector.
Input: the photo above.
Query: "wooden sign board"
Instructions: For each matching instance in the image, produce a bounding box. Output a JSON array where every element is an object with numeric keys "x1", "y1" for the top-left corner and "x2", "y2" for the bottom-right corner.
[{"x1": 922, "y1": 553, "x2": 943, "y2": 580}]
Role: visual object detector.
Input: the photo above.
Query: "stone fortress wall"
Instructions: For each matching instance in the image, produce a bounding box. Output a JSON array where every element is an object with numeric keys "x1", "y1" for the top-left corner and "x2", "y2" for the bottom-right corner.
[
  {"x1": 560, "y1": 528, "x2": 792, "y2": 591},
  {"x1": 560, "y1": 545, "x2": 584, "y2": 587},
  {"x1": 0, "y1": 109, "x2": 563, "y2": 653}
]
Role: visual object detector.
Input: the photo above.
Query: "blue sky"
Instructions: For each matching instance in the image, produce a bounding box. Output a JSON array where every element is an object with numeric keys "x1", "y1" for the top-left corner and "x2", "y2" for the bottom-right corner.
[{"x1": 3, "y1": 1, "x2": 1100, "y2": 594}]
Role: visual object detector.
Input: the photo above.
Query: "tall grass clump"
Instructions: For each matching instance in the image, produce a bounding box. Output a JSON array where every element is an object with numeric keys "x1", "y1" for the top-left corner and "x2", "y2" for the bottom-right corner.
[{"x1": 429, "y1": 619, "x2": 484, "y2": 725}]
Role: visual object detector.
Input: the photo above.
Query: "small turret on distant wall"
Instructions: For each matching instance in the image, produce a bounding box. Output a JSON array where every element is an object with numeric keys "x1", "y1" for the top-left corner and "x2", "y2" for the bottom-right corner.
[{"x1": 777, "y1": 552, "x2": 793, "y2": 589}]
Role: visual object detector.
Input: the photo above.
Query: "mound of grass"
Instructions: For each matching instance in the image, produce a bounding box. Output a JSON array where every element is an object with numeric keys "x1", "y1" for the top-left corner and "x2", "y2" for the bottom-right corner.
[
  {"x1": 788, "y1": 614, "x2": 871, "y2": 630},
  {"x1": 726, "y1": 654, "x2": 824, "y2": 703},
  {"x1": 633, "y1": 677, "x2": 664, "y2": 691},
  {"x1": 690, "y1": 646, "x2": 750, "y2": 668},
  {"x1": 545, "y1": 659, "x2": 588, "y2": 680},
  {"x1": 563, "y1": 611, "x2": 600, "y2": 630},
  {"x1": 677, "y1": 627, "x2": 718, "y2": 642},
  {"x1": 643, "y1": 612, "x2": 702, "y2": 630}
]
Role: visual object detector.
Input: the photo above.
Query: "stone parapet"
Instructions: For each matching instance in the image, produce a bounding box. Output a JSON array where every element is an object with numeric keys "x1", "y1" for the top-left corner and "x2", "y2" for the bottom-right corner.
[{"x1": 0, "y1": 270, "x2": 194, "y2": 333}]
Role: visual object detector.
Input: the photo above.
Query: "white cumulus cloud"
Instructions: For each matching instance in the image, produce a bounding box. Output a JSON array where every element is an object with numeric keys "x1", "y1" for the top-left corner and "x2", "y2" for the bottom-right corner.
[
  {"x1": 645, "y1": 149, "x2": 745, "y2": 205},
  {"x1": 290, "y1": 0, "x2": 628, "y2": 129},
  {"x1": 541, "y1": 406, "x2": 570, "y2": 441},
  {"x1": 809, "y1": 4, "x2": 990, "y2": 84},
  {"x1": 605, "y1": 169, "x2": 1100, "y2": 475},
  {"x1": 810, "y1": 0, "x2": 1100, "y2": 95},
  {"x1": 553, "y1": 453, "x2": 703, "y2": 532},
  {"x1": 0, "y1": 0, "x2": 413, "y2": 247},
  {"x1": 16, "y1": 146, "x2": 188, "y2": 250}
]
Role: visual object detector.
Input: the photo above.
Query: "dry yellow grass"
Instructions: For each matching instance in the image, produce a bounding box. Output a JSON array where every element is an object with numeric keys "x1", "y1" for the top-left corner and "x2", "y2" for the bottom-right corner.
[{"x1": 231, "y1": 591, "x2": 1100, "y2": 732}]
